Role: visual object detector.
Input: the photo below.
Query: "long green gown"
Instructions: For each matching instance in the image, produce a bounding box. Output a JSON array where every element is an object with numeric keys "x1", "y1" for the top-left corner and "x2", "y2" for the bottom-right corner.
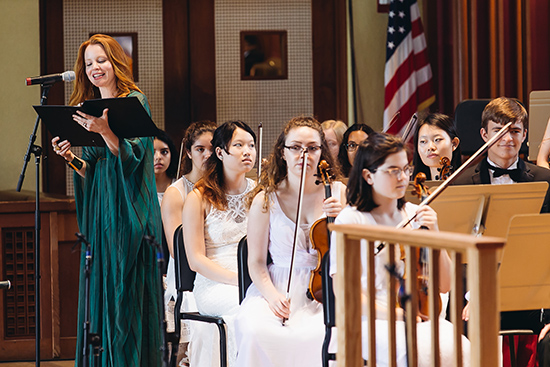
[{"x1": 73, "y1": 91, "x2": 162, "y2": 366}]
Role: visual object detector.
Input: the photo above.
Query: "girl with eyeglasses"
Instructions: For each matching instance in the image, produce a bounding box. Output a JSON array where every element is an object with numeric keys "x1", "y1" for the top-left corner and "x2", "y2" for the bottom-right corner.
[
  {"x1": 235, "y1": 116, "x2": 346, "y2": 366},
  {"x1": 337, "y1": 123, "x2": 375, "y2": 178},
  {"x1": 330, "y1": 133, "x2": 471, "y2": 367}
]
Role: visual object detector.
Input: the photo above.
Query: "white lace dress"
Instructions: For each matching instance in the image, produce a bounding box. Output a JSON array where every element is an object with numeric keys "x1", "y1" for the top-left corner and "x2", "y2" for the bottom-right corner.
[
  {"x1": 189, "y1": 178, "x2": 253, "y2": 367},
  {"x1": 329, "y1": 204, "x2": 471, "y2": 367},
  {"x1": 235, "y1": 182, "x2": 344, "y2": 367}
]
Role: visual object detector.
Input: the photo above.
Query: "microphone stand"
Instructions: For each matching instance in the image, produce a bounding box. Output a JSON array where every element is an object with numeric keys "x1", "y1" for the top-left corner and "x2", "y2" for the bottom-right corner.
[
  {"x1": 74, "y1": 233, "x2": 102, "y2": 367},
  {"x1": 16, "y1": 82, "x2": 53, "y2": 367},
  {"x1": 144, "y1": 235, "x2": 170, "y2": 367},
  {"x1": 386, "y1": 263, "x2": 411, "y2": 367}
]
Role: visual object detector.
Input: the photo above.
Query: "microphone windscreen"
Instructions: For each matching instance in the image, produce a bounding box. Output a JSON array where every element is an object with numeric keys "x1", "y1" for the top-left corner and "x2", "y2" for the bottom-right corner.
[{"x1": 62, "y1": 71, "x2": 76, "y2": 82}]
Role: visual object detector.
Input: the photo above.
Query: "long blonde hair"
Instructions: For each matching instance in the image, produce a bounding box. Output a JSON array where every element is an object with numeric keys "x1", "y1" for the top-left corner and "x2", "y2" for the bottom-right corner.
[{"x1": 69, "y1": 34, "x2": 142, "y2": 106}]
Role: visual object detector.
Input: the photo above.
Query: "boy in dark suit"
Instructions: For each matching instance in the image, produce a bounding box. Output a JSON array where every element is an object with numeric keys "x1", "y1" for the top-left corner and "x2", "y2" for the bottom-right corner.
[{"x1": 454, "y1": 97, "x2": 550, "y2": 367}]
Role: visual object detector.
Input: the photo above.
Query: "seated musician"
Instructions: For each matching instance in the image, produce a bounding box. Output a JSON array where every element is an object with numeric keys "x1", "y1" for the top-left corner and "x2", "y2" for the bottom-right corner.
[
  {"x1": 235, "y1": 116, "x2": 346, "y2": 367},
  {"x1": 412, "y1": 112, "x2": 461, "y2": 181},
  {"x1": 454, "y1": 97, "x2": 550, "y2": 367},
  {"x1": 330, "y1": 133, "x2": 471, "y2": 367},
  {"x1": 182, "y1": 121, "x2": 257, "y2": 367},
  {"x1": 412, "y1": 112, "x2": 462, "y2": 318}
]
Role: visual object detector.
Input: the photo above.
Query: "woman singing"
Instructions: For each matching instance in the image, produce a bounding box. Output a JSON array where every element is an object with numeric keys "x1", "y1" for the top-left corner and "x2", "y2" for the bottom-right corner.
[
  {"x1": 182, "y1": 120, "x2": 256, "y2": 367},
  {"x1": 235, "y1": 116, "x2": 346, "y2": 366},
  {"x1": 51, "y1": 34, "x2": 162, "y2": 366}
]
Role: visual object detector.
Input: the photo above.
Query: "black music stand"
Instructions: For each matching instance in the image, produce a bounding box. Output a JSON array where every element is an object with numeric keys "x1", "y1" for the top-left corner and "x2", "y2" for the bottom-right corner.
[{"x1": 33, "y1": 96, "x2": 159, "y2": 147}]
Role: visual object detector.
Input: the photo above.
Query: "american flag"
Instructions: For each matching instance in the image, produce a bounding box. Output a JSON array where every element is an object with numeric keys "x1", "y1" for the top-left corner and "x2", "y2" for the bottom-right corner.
[{"x1": 383, "y1": 0, "x2": 435, "y2": 134}]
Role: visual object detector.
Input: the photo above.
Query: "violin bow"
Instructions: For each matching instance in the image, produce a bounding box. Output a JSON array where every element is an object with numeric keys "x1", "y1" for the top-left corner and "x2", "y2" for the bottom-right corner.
[
  {"x1": 176, "y1": 137, "x2": 185, "y2": 179},
  {"x1": 283, "y1": 149, "x2": 309, "y2": 325},
  {"x1": 257, "y1": 122, "x2": 263, "y2": 179},
  {"x1": 396, "y1": 121, "x2": 514, "y2": 229},
  {"x1": 401, "y1": 113, "x2": 418, "y2": 144},
  {"x1": 382, "y1": 111, "x2": 401, "y2": 133}
]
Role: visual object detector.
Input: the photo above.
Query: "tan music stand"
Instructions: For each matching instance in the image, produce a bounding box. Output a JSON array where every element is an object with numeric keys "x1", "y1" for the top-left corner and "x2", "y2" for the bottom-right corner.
[
  {"x1": 418, "y1": 182, "x2": 548, "y2": 237},
  {"x1": 499, "y1": 213, "x2": 550, "y2": 312}
]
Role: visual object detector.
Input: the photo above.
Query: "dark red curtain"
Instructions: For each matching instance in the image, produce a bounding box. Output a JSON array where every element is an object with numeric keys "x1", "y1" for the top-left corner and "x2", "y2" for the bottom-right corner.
[{"x1": 423, "y1": 0, "x2": 550, "y2": 116}]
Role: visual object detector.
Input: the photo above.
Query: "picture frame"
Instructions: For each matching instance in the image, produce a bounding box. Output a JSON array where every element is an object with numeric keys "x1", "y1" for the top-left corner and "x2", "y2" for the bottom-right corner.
[{"x1": 240, "y1": 30, "x2": 288, "y2": 81}]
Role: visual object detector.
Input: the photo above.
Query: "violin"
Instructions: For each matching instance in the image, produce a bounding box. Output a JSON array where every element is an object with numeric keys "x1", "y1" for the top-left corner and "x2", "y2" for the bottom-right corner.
[
  {"x1": 435, "y1": 156, "x2": 452, "y2": 181},
  {"x1": 307, "y1": 160, "x2": 335, "y2": 303},
  {"x1": 411, "y1": 173, "x2": 442, "y2": 321}
]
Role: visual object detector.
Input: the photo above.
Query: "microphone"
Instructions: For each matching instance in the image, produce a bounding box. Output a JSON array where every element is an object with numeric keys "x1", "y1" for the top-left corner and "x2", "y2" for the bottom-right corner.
[
  {"x1": 0, "y1": 280, "x2": 11, "y2": 290},
  {"x1": 25, "y1": 71, "x2": 75, "y2": 86}
]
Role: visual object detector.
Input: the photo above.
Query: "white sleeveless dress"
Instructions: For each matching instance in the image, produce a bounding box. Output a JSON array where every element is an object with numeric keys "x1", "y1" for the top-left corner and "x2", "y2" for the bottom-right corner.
[
  {"x1": 190, "y1": 178, "x2": 254, "y2": 367},
  {"x1": 235, "y1": 181, "x2": 344, "y2": 367},
  {"x1": 329, "y1": 203, "x2": 471, "y2": 367}
]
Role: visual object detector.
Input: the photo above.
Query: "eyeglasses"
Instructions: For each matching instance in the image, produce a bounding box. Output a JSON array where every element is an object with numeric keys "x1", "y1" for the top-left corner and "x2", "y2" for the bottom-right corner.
[
  {"x1": 373, "y1": 165, "x2": 412, "y2": 179},
  {"x1": 346, "y1": 141, "x2": 360, "y2": 152},
  {"x1": 284, "y1": 145, "x2": 322, "y2": 154}
]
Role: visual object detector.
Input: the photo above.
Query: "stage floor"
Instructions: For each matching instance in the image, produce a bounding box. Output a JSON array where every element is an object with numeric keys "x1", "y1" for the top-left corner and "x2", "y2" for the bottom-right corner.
[{"x1": 0, "y1": 362, "x2": 74, "y2": 367}]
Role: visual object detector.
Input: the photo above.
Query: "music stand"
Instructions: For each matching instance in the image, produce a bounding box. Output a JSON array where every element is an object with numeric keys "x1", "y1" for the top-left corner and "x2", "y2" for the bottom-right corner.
[
  {"x1": 499, "y1": 213, "x2": 550, "y2": 312},
  {"x1": 33, "y1": 96, "x2": 159, "y2": 146},
  {"x1": 528, "y1": 91, "x2": 550, "y2": 161},
  {"x1": 422, "y1": 182, "x2": 547, "y2": 237}
]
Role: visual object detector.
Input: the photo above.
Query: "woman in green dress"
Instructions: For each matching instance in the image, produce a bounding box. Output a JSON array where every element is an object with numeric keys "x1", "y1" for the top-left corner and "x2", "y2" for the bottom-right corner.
[{"x1": 51, "y1": 34, "x2": 162, "y2": 367}]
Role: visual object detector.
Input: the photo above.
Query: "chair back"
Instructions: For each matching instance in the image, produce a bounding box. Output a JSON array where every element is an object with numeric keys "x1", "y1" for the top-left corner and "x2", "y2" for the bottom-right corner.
[
  {"x1": 454, "y1": 99, "x2": 528, "y2": 156},
  {"x1": 237, "y1": 235, "x2": 273, "y2": 304},
  {"x1": 237, "y1": 236, "x2": 251, "y2": 304},
  {"x1": 321, "y1": 251, "x2": 336, "y2": 327},
  {"x1": 173, "y1": 224, "x2": 196, "y2": 293}
]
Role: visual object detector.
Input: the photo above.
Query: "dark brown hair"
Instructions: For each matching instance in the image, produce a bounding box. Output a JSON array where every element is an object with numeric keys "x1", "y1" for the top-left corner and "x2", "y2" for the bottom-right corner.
[
  {"x1": 195, "y1": 121, "x2": 256, "y2": 210},
  {"x1": 481, "y1": 97, "x2": 528, "y2": 131},
  {"x1": 337, "y1": 123, "x2": 375, "y2": 177},
  {"x1": 412, "y1": 113, "x2": 461, "y2": 180},
  {"x1": 347, "y1": 133, "x2": 407, "y2": 212},
  {"x1": 179, "y1": 120, "x2": 217, "y2": 176}
]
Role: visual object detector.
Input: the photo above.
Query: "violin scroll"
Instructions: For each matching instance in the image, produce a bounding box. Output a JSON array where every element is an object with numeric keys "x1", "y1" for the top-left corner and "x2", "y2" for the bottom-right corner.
[
  {"x1": 435, "y1": 156, "x2": 452, "y2": 180},
  {"x1": 412, "y1": 172, "x2": 430, "y2": 201}
]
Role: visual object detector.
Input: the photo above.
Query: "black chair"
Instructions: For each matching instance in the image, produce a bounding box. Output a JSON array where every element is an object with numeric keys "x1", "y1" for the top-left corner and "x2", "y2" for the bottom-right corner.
[
  {"x1": 171, "y1": 224, "x2": 227, "y2": 367},
  {"x1": 321, "y1": 251, "x2": 336, "y2": 367},
  {"x1": 454, "y1": 99, "x2": 528, "y2": 156},
  {"x1": 237, "y1": 235, "x2": 272, "y2": 304},
  {"x1": 237, "y1": 236, "x2": 251, "y2": 304}
]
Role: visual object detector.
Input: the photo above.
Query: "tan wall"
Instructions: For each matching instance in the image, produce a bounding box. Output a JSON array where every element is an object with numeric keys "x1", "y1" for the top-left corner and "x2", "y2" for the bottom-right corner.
[
  {"x1": 351, "y1": 1, "x2": 387, "y2": 131},
  {"x1": 0, "y1": 0, "x2": 40, "y2": 191},
  {"x1": 351, "y1": 0, "x2": 425, "y2": 131}
]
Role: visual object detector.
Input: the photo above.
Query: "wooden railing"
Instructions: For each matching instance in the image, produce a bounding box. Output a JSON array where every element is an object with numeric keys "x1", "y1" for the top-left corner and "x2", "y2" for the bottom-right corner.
[{"x1": 329, "y1": 223, "x2": 506, "y2": 367}]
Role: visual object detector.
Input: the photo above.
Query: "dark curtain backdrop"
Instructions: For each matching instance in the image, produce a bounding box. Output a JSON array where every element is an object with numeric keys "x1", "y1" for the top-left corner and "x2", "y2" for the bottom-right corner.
[{"x1": 424, "y1": 0, "x2": 550, "y2": 117}]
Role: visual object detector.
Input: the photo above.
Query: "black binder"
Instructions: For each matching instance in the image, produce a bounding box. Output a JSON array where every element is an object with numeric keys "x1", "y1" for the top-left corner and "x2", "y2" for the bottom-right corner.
[{"x1": 34, "y1": 96, "x2": 159, "y2": 147}]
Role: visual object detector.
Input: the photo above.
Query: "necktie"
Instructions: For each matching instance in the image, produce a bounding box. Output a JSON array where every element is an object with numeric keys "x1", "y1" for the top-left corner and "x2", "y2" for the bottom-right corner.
[{"x1": 487, "y1": 163, "x2": 522, "y2": 182}]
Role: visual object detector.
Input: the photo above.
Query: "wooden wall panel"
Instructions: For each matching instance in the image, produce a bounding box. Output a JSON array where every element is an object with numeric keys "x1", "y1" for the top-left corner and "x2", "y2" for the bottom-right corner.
[
  {"x1": 163, "y1": 0, "x2": 216, "y2": 150},
  {"x1": 40, "y1": 0, "x2": 66, "y2": 195},
  {"x1": 312, "y1": 0, "x2": 348, "y2": 123}
]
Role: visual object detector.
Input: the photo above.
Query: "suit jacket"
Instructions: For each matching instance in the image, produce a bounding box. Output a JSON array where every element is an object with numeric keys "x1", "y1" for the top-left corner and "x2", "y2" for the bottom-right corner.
[{"x1": 452, "y1": 158, "x2": 550, "y2": 213}]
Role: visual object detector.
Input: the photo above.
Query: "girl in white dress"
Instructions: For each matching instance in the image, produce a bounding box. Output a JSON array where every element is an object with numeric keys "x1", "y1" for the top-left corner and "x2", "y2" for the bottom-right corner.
[
  {"x1": 330, "y1": 133, "x2": 470, "y2": 367},
  {"x1": 182, "y1": 120, "x2": 257, "y2": 367},
  {"x1": 161, "y1": 121, "x2": 216, "y2": 365},
  {"x1": 235, "y1": 116, "x2": 346, "y2": 367}
]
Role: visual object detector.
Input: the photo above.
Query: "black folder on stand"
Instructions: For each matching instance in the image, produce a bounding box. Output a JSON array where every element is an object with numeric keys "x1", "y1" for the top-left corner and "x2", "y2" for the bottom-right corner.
[{"x1": 34, "y1": 96, "x2": 159, "y2": 146}]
